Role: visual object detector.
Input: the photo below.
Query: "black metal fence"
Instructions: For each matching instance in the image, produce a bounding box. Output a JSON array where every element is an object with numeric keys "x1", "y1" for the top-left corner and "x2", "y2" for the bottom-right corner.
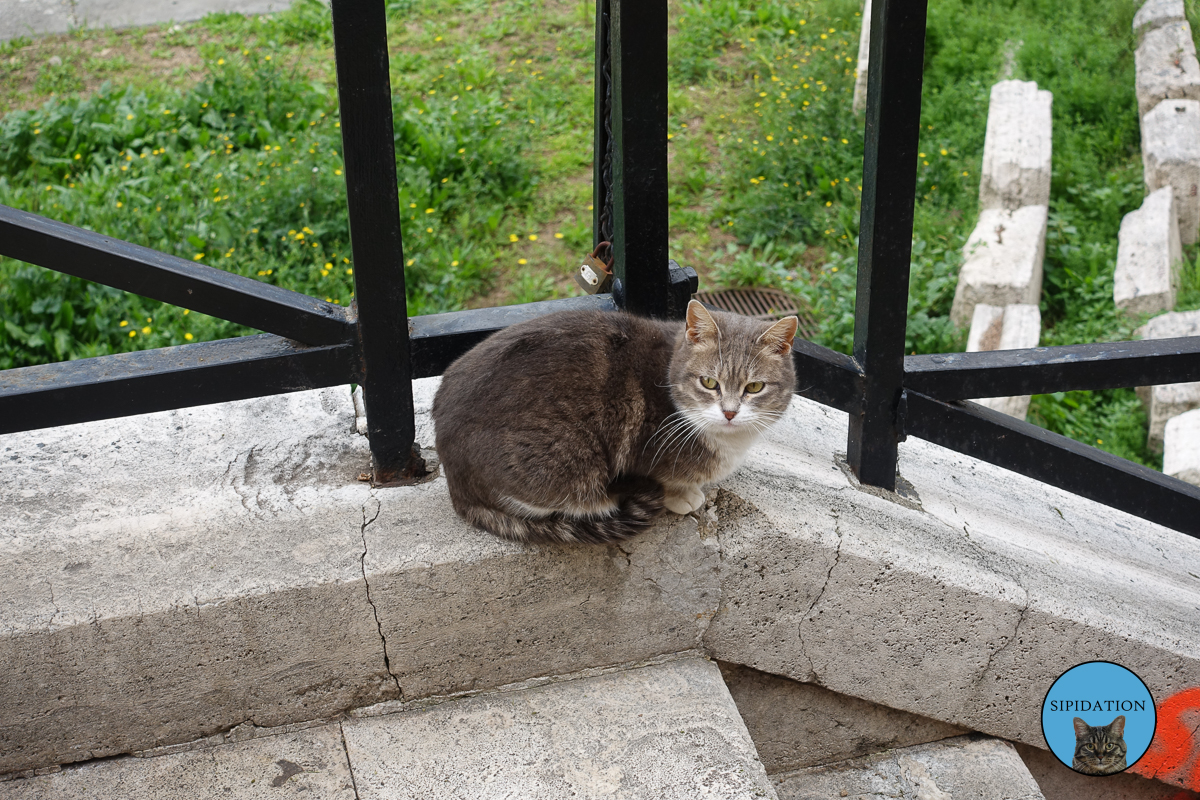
[{"x1": 2, "y1": 0, "x2": 1199, "y2": 534}]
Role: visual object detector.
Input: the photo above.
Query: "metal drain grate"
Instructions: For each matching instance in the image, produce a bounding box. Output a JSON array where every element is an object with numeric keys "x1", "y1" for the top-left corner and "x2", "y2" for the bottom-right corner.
[{"x1": 694, "y1": 287, "x2": 818, "y2": 339}]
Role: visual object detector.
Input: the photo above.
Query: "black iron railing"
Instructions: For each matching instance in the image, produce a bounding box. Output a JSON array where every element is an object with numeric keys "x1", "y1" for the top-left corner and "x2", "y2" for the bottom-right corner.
[{"x1": 2, "y1": 0, "x2": 1199, "y2": 532}]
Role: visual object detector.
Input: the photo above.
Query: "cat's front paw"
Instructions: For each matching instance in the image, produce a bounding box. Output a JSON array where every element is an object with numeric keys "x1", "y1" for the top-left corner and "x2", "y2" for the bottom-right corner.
[{"x1": 664, "y1": 485, "x2": 706, "y2": 515}]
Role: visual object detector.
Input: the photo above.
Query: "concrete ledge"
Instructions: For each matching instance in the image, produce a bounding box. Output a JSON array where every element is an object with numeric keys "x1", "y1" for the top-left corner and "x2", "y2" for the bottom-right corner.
[
  {"x1": 1116, "y1": 186, "x2": 1182, "y2": 316},
  {"x1": 1, "y1": 0, "x2": 294, "y2": 42},
  {"x1": 1142, "y1": 99, "x2": 1200, "y2": 245},
  {"x1": 979, "y1": 81, "x2": 1053, "y2": 211},
  {"x1": 771, "y1": 736, "x2": 1045, "y2": 800},
  {"x1": 1135, "y1": 21, "x2": 1200, "y2": 118},
  {"x1": 965, "y1": 303, "x2": 1041, "y2": 419},
  {"x1": 951, "y1": 205, "x2": 1047, "y2": 327},
  {"x1": 3, "y1": 380, "x2": 1200, "y2": 787}
]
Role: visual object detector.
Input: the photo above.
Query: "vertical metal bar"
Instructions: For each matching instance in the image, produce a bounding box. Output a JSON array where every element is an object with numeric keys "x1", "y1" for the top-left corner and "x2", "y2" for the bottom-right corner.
[
  {"x1": 331, "y1": 0, "x2": 425, "y2": 484},
  {"x1": 593, "y1": 0, "x2": 613, "y2": 247},
  {"x1": 609, "y1": 0, "x2": 669, "y2": 318},
  {"x1": 846, "y1": 0, "x2": 929, "y2": 490}
]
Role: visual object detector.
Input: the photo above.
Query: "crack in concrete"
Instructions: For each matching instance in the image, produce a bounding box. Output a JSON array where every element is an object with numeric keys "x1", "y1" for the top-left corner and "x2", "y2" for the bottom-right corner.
[
  {"x1": 976, "y1": 598, "x2": 1030, "y2": 687},
  {"x1": 359, "y1": 494, "x2": 401, "y2": 698},
  {"x1": 338, "y1": 722, "x2": 362, "y2": 800},
  {"x1": 797, "y1": 511, "x2": 843, "y2": 682},
  {"x1": 46, "y1": 581, "x2": 60, "y2": 627}
]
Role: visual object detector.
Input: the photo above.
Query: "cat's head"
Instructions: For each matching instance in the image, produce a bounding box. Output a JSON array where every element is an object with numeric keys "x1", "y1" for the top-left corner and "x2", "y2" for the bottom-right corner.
[
  {"x1": 670, "y1": 300, "x2": 798, "y2": 438},
  {"x1": 1073, "y1": 715, "x2": 1127, "y2": 773}
]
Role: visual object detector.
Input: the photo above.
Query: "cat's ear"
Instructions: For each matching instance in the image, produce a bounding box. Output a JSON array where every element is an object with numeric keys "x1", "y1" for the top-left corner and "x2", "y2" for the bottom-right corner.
[
  {"x1": 1109, "y1": 715, "x2": 1125, "y2": 736},
  {"x1": 1073, "y1": 717, "x2": 1090, "y2": 738},
  {"x1": 758, "y1": 315, "x2": 799, "y2": 355},
  {"x1": 686, "y1": 300, "x2": 720, "y2": 344}
]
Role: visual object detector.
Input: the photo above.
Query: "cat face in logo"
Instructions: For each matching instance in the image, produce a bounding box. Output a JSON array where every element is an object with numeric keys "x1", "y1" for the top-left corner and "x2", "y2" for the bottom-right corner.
[{"x1": 1072, "y1": 715, "x2": 1127, "y2": 775}]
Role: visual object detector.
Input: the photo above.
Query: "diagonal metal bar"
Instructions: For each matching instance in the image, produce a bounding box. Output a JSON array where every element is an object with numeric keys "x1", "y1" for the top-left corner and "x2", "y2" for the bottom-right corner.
[
  {"x1": 903, "y1": 390, "x2": 1200, "y2": 537},
  {"x1": 905, "y1": 337, "x2": 1200, "y2": 399},
  {"x1": 0, "y1": 334, "x2": 359, "y2": 435},
  {"x1": 331, "y1": 0, "x2": 423, "y2": 485},
  {"x1": 0, "y1": 203, "x2": 353, "y2": 346},
  {"x1": 847, "y1": 0, "x2": 930, "y2": 490},
  {"x1": 608, "y1": 0, "x2": 669, "y2": 318},
  {"x1": 793, "y1": 339, "x2": 864, "y2": 414}
]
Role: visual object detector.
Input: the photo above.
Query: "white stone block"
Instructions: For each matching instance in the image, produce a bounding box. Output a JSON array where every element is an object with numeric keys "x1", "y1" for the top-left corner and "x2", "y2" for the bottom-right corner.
[
  {"x1": 342, "y1": 658, "x2": 779, "y2": 800},
  {"x1": 1136, "y1": 309, "x2": 1200, "y2": 451},
  {"x1": 966, "y1": 303, "x2": 1041, "y2": 420},
  {"x1": 1164, "y1": 408, "x2": 1200, "y2": 486},
  {"x1": 1135, "y1": 21, "x2": 1200, "y2": 118},
  {"x1": 979, "y1": 81, "x2": 1053, "y2": 210},
  {"x1": 1114, "y1": 185, "x2": 1182, "y2": 316},
  {"x1": 951, "y1": 205, "x2": 1048, "y2": 328},
  {"x1": 1133, "y1": 0, "x2": 1186, "y2": 40},
  {"x1": 1141, "y1": 98, "x2": 1200, "y2": 244},
  {"x1": 852, "y1": 0, "x2": 872, "y2": 115}
]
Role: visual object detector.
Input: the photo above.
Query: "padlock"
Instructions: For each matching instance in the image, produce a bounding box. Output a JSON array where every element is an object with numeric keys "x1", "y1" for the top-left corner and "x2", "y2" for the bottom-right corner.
[{"x1": 574, "y1": 253, "x2": 613, "y2": 294}]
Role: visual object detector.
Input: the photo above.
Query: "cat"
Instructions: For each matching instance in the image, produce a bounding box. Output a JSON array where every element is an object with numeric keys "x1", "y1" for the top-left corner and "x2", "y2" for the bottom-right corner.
[
  {"x1": 431, "y1": 300, "x2": 798, "y2": 543},
  {"x1": 1072, "y1": 715, "x2": 1128, "y2": 775}
]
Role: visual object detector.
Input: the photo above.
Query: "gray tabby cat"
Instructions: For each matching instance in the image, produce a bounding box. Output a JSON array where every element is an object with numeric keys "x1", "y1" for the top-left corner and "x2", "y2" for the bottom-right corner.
[
  {"x1": 432, "y1": 300, "x2": 798, "y2": 543},
  {"x1": 1072, "y1": 715, "x2": 1128, "y2": 775}
]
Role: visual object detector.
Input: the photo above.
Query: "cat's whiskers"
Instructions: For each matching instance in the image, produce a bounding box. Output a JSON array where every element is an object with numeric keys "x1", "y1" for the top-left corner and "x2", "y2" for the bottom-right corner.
[{"x1": 647, "y1": 413, "x2": 701, "y2": 469}]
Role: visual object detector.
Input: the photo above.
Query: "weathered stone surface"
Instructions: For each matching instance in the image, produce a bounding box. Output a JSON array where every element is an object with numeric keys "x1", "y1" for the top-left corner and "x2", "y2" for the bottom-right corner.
[
  {"x1": 1164, "y1": 408, "x2": 1200, "y2": 486},
  {"x1": 1136, "y1": 309, "x2": 1200, "y2": 451},
  {"x1": 852, "y1": 0, "x2": 872, "y2": 115},
  {"x1": 717, "y1": 662, "x2": 965, "y2": 775},
  {"x1": 342, "y1": 657, "x2": 779, "y2": 800},
  {"x1": 0, "y1": 383, "x2": 719, "y2": 775},
  {"x1": 0, "y1": 725, "x2": 354, "y2": 800},
  {"x1": 1116, "y1": 186, "x2": 1183, "y2": 316},
  {"x1": 5, "y1": 377, "x2": 1200, "y2": 783},
  {"x1": 1136, "y1": 21, "x2": 1200, "y2": 118},
  {"x1": 702, "y1": 394, "x2": 1200, "y2": 752},
  {"x1": 951, "y1": 205, "x2": 1048, "y2": 327},
  {"x1": 965, "y1": 303, "x2": 1041, "y2": 419},
  {"x1": 1142, "y1": 99, "x2": 1200, "y2": 244},
  {"x1": 772, "y1": 736, "x2": 1045, "y2": 800},
  {"x1": 1134, "y1": 0, "x2": 1187, "y2": 41},
  {"x1": 0, "y1": 388, "x2": 392, "y2": 775},
  {"x1": 979, "y1": 81, "x2": 1053, "y2": 211}
]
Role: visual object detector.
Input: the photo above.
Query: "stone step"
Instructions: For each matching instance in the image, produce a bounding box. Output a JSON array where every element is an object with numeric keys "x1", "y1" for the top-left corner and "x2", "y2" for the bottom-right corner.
[
  {"x1": 1136, "y1": 309, "x2": 1200, "y2": 451},
  {"x1": 965, "y1": 303, "x2": 1041, "y2": 419},
  {"x1": 1142, "y1": 98, "x2": 1200, "y2": 245},
  {"x1": 0, "y1": 657, "x2": 778, "y2": 800},
  {"x1": 950, "y1": 205, "x2": 1047, "y2": 328},
  {"x1": 1115, "y1": 185, "x2": 1183, "y2": 317},
  {"x1": 979, "y1": 81, "x2": 1053, "y2": 211},
  {"x1": 1135, "y1": 20, "x2": 1200, "y2": 118},
  {"x1": 1164, "y1": 407, "x2": 1200, "y2": 486},
  {"x1": 770, "y1": 736, "x2": 1045, "y2": 800}
]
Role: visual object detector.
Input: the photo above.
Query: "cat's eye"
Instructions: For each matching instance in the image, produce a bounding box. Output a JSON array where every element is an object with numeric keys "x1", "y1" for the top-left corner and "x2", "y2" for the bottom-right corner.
[
  {"x1": 700, "y1": 376, "x2": 719, "y2": 390},
  {"x1": 745, "y1": 381, "x2": 765, "y2": 393}
]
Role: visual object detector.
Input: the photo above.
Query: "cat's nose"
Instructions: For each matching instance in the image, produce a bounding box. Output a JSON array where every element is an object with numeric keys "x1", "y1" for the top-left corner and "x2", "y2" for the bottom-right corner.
[{"x1": 723, "y1": 410, "x2": 737, "y2": 420}]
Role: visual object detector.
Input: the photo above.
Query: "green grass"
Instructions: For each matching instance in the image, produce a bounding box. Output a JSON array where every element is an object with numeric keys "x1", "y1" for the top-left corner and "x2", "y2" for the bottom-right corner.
[{"x1": 0, "y1": 0, "x2": 1188, "y2": 470}]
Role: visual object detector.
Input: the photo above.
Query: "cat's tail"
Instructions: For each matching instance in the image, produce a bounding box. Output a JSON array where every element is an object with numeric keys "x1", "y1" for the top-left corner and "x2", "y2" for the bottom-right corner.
[{"x1": 465, "y1": 475, "x2": 666, "y2": 544}]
